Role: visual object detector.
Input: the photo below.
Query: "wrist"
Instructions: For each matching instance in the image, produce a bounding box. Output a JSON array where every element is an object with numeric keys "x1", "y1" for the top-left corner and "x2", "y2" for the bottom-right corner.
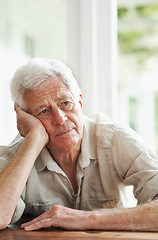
[
  {"x1": 26, "y1": 128, "x2": 49, "y2": 148},
  {"x1": 84, "y1": 210, "x2": 112, "y2": 230},
  {"x1": 85, "y1": 211, "x2": 99, "y2": 230}
]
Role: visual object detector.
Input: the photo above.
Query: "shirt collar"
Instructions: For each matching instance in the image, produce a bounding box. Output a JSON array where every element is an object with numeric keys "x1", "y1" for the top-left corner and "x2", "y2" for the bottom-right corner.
[
  {"x1": 78, "y1": 115, "x2": 98, "y2": 169},
  {"x1": 35, "y1": 147, "x2": 63, "y2": 173}
]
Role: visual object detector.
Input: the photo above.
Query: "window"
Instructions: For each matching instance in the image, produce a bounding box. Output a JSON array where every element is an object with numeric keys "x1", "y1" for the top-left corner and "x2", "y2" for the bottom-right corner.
[
  {"x1": 117, "y1": 0, "x2": 158, "y2": 152},
  {"x1": 24, "y1": 35, "x2": 35, "y2": 57},
  {"x1": 0, "y1": 0, "x2": 68, "y2": 145}
]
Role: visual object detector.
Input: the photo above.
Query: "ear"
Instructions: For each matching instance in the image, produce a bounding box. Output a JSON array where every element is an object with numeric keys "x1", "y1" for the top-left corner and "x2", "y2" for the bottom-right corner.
[{"x1": 79, "y1": 94, "x2": 83, "y2": 110}]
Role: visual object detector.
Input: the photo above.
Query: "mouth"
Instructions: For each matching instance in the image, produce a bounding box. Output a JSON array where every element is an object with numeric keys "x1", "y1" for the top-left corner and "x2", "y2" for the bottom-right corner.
[{"x1": 56, "y1": 128, "x2": 73, "y2": 137}]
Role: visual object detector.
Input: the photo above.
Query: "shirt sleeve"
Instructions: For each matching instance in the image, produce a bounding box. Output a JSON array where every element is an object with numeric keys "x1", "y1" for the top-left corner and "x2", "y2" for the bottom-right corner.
[
  {"x1": 10, "y1": 197, "x2": 26, "y2": 224},
  {"x1": 111, "y1": 125, "x2": 158, "y2": 203}
]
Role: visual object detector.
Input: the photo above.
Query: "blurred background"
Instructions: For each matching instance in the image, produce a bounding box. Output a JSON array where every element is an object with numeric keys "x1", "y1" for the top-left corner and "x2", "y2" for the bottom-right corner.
[{"x1": 1, "y1": 0, "x2": 158, "y2": 157}]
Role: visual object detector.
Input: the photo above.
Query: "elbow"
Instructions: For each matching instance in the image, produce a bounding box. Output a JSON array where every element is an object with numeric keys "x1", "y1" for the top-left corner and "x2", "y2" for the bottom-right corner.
[
  {"x1": 0, "y1": 222, "x2": 9, "y2": 230},
  {"x1": 0, "y1": 217, "x2": 11, "y2": 230}
]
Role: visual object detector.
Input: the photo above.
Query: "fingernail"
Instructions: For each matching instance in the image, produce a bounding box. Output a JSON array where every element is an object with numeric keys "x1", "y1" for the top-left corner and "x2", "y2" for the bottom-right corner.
[{"x1": 24, "y1": 226, "x2": 31, "y2": 231}]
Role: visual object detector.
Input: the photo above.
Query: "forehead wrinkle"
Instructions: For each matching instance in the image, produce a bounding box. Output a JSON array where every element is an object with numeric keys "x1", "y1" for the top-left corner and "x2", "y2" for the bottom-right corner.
[
  {"x1": 55, "y1": 92, "x2": 74, "y2": 102},
  {"x1": 23, "y1": 80, "x2": 73, "y2": 113}
]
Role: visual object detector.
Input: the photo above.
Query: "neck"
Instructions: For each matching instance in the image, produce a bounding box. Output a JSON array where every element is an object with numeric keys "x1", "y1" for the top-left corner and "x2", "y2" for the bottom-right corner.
[
  {"x1": 47, "y1": 141, "x2": 81, "y2": 193},
  {"x1": 48, "y1": 141, "x2": 81, "y2": 167}
]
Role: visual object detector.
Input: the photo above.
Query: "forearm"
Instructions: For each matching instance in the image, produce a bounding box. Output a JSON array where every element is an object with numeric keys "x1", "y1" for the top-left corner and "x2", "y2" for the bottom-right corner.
[
  {"x1": 87, "y1": 200, "x2": 158, "y2": 231},
  {"x1": 0, "y1": 131, "x2": 47, "y2": 229}
]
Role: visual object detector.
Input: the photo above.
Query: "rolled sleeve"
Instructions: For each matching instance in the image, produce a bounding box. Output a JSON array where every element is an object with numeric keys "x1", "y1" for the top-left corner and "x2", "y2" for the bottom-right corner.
[
  {"x1": 0, "y1": 158, "x2": 8, "y2": 172},
  {"x1": 111, "y1": 126, "x2": 158, "y2": 203},
  {"x1": 137, "y1": 174, "x2": 158, "y2": 203},
  {"x1": 123, "y1": 151, "x2": 158, "y2": 203},
  {"x1": 10, "y1": 197, "x2": 26, "y2": 224}
]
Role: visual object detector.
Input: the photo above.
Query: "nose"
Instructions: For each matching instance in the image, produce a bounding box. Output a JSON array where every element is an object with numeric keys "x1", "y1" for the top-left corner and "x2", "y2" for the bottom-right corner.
[{"x1": 51, "y1": 107, "x2": 67, "y2": 126}]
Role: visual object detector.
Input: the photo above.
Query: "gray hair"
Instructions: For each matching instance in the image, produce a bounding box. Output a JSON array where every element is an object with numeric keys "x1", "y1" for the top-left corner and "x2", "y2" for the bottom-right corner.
[{"x1": 10, "y1": 58, "x2": 82, "y2": 109}]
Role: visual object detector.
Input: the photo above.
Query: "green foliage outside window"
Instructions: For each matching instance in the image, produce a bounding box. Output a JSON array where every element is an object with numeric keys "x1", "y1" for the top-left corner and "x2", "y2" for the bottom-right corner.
[{"x1": 118, "y1": 3, "x2": 158, "y2": 152}]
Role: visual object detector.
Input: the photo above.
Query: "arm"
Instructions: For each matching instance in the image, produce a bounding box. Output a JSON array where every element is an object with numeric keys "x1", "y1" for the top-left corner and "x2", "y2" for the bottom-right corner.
[
  {"x1": 21, "y1": 200, "x2": 158, "y2": 231},
  {"x1": 0, "y1": 105, "x2": 48, "y2": 230}
]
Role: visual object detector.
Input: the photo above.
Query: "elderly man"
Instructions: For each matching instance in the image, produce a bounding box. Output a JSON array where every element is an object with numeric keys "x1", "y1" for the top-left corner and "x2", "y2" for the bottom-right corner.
[{"x1": 0, "y1": 58, "x2": 158, "y2": 231}]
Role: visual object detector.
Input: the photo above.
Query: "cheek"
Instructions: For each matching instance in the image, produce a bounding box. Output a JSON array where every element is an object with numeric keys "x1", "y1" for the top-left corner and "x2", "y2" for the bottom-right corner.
[
  {"x1": 39, "y1": 119, "x2": 51, "y2": 132},
  {"x1": 75, "y1": 117, "x2": 84, "y2": 135}
]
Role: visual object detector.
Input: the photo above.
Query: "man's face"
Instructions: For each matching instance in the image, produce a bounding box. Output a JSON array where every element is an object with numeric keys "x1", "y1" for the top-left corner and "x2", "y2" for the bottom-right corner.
[{"x1": 23, "y1": 78, "x2": 84, "y2": 153}]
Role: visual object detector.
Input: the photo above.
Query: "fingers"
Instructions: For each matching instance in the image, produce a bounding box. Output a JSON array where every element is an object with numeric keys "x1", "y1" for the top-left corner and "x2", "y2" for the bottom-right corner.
[
  {"x1": 21, "y1": 206, "x2": 62, "y2": 231},
  {"x1": 14, "y1": 103, "x2": 26, "y2": 120},
  {"x1": 22, "y1": 218, "x2": 53, "y2": 231},
  {"x1": 14, "y1": 104, "x2": 23, "y2": 136},
  {"x1": 21, "y1": 213, "x2": 46, "y2": 228},
  {"x1": 14, "y1": 103, "x2": 21, "y2": 114},
  {"x1": 21, "y1": 211, "x2": 50, "y2": 228}
]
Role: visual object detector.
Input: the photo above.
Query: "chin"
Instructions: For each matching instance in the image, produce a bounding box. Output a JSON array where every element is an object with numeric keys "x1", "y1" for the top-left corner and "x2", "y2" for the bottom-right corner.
[
  {"x1": 48, "y1": 134, "x2": 81, "y2": 150},
  {"x1": 59, "y1": 140, "x2": 80, "y2": 151}
]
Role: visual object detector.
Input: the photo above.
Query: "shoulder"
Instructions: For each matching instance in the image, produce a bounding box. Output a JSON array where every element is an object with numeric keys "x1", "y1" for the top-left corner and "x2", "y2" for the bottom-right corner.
[
  {"x1": 86, "y1": 112, "x2": 118, "y2": 139},
  {"x1": 85, "y1": 112, "x2": 146, "y2": 149},
  {"x1": 0, "y1": 134, "x2": 24, "y2": 161}
]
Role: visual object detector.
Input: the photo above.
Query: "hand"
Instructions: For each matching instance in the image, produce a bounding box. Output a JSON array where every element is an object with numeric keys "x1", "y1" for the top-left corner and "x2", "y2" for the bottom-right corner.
[
  {"x1": 14, "y1": 103, "x2": 49, "y2": 144},
  {"x1": 21, "y1": 205, "x2": 90, "y2": 231}
]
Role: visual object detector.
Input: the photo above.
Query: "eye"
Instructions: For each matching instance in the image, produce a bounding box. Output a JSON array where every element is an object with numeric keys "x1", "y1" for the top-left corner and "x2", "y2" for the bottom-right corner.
[
  {"x1": 36, "y1": 109, "x2": 50, "y2": 119},
  {"x1": 38, "y1": 109, "x2": 47, "y2": 115},
  {"x1": 41, "y1": 109, "x2": 47, "y2": 114},
  {"x1": 63, "y1": 101, "x2": 70, "y2": 105},
  {"x1": 59, "y1": 101, "x2": 74, "y2": 111}
]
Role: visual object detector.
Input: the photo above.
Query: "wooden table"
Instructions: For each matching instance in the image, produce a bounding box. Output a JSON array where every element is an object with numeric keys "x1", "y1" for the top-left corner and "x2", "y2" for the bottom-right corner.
[{"x1": 1, "y1": 216, "x2": 158, "y2": 240}]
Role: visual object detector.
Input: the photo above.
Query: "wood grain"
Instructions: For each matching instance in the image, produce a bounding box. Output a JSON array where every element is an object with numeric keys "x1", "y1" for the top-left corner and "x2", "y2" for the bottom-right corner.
[{"x1": 1, "y1": 226, "x2": 158, "y2": 240}]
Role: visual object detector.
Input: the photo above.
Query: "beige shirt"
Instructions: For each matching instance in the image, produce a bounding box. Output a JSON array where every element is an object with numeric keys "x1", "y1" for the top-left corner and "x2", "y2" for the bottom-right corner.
[{"x1": 1, "y1": 113, "x2": 158, "y2": 224}]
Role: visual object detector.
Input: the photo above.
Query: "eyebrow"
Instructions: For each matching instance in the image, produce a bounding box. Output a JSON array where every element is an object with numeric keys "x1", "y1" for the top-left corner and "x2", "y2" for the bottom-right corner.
[{"x1": 56, "y1": 93, "x2": 74, "y2": 101}]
